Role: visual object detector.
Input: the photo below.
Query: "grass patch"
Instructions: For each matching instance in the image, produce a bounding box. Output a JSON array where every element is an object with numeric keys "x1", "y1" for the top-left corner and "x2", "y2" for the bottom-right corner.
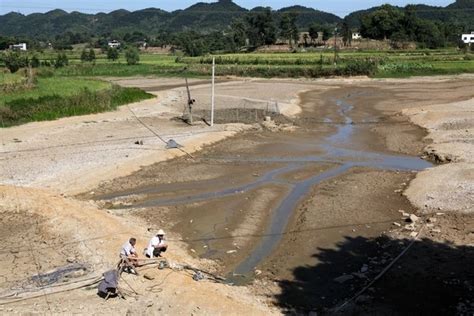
[{"x1": 0, "y1": 83, "x2": 153, "y2": 127}]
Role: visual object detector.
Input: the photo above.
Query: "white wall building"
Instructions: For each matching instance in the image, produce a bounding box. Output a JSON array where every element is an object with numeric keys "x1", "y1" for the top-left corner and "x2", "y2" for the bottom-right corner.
[
  {"x1": 108, "y1": 40, "x2": 121, "y2": 48},
  {"x1": 352, "y1": 32, "x2": 362, "y2": 40},
  {"x1": 462, "y1": 32, "x2": 474, "y2": 45},
  {"x1": 10, "y1": 43, "x2": 27, "y2": 51}
]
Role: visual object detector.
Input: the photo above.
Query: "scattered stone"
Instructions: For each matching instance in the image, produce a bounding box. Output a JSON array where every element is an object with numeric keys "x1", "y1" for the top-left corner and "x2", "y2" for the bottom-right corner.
[
  {"x1": 226, "y1": 250, "x2": 237, "y2": 254},
  {"x1": 144, "y1": 273, "x2": 155, "y2": 280},
  {"x1": 407, "y1": 214, "x2": 420, "y2": 223},
  {"x1": 190, "y1": 249, "x2": 196, "y2": 253},
  {"x1": 404, "y1": 223, "x2": 416, "y2": 231},
  {"x1": 360, "y1": 264, "x2": 369, "y2": 273},
  {"x1": 66, "y1": 257, "x2": 75, "y2": 263},
  {"x1": 147, "y1": 302, "x2": 154, "y2": 308},
  {"x1": 436, "y1": 212, "x2": 445, "y2": 216},
  {"x1": 410, "y1": 232, "x2": 418, "y2": 238},
  {"x1": 431, "y1": 228, "x2": 441, "y2": 233},
  {"x1": 334, "y1": 274, "x2": 354, "y2": 284},
  {"x1": 254, "y1": 270, "x2": 262, "y2": 276},
  {"x1": 264, "y1": 116, "x2": 272, "y2": 122},
  {"x1": 393, "y1": 222, "x2": 402, "y2": 227},
  {"x1": 427, "y1": 217, "x2": 437, "y2": 223}
]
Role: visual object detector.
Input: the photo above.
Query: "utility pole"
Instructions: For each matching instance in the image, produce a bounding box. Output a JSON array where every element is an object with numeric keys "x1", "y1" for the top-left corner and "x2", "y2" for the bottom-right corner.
[
  {"x1": 211, "y1": 57, "x2": 215, "y2": 127},
  {"x1": 334, "y1": 27, "x2": 338, "y2": 66},
  {"x1": 185, "y1": 77, "x2": 194, "y2": 125}
]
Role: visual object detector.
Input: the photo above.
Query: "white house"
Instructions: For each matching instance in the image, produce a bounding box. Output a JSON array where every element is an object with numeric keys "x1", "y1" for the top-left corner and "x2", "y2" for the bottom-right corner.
[
  {"x1": 462, "y1": 32, "x2": 474, "y2": 45},
  {"x1": 352, "y1": 32, "x2": 362, "y2": 40},
  {"x1": 10, "y1": 43, "x2": 27, "y2": 51},
  {"x1": 108, "y1": 40, "x2": 121, "y2": 48}
]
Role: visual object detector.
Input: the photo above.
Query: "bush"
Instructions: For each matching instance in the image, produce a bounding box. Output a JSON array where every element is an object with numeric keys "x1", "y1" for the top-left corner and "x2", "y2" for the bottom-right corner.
[
  {"x1": 54, "y1": 53, "x2": 69, "y2": 68},
  {"x1": 125, "y1": 48, "x2": 140, "y2": 65},
  {"x1": 2, "y1": 52, "x2": 29, "y2": 73},
  {"x1": 107, "y1": 47, "x2": 119, "y2": 61},
  {"x1": 30, "y1": 56, "x2": 40, "y2": 68}
]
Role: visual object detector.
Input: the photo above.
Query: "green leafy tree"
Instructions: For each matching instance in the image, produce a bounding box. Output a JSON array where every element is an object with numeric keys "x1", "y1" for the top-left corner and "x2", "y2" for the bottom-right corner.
[
  {"x1": 2, "y1": 52, "x2": 29, "y2": 73},
  {"x1": 245, "y1": 8, "x2": 277, "y2": 47},
  {"x1": 308, "y1": 24, "x2": 319, "y2": 44},
  {"x1": 80, "y1": 49, "x2": 89, "y2": 62},
  {"x1": 340, "y1": 20, "x2": 352, "y2": 46},
  {"x1": 125, "y1": 48, "x2": 140, "y2": 65},
  {"x1": 360, "y1": 4, "x2": 403, "y2": 40},
  {"x1": 279, "y1": 12, "x2": 299, "y2": 46},
  {"x1": 107, "y1": 47, "x2": 119, "y2": 61},
  {"x1": 88, "y1": 48, "x2": 96, "y2": 63},
  {"x1": 230, "y1": 18, "x2": 248, "y2": 49},
  {"x1": 30, "y1": 55, "x2": 40, "y2": 68},
  {"x1": 54, "y1": 53, "x2": 69, "y2": 68}
]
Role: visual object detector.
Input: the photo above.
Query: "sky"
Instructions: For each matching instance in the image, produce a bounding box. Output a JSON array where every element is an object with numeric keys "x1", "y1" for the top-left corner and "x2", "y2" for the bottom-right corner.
[{"x1": 0, "y1": 0, "x2": 455, "y2": 17}]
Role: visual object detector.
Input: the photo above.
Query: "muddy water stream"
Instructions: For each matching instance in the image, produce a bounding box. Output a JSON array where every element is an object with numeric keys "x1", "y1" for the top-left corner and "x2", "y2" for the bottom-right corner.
[{"x1": 95, "y1": 88, "x2": 432, "y2": 282}]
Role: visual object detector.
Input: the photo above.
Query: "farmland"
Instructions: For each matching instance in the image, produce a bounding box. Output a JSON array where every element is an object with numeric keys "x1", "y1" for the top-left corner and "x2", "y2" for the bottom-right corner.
[{"x1": 0, "y1": 75, "x2": 153, "y2": 127}]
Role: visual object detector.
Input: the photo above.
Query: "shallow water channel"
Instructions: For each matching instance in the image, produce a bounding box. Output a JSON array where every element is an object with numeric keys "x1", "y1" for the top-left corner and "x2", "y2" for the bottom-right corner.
[{"x1": 96, "y1": 90, "x2": 432, "y2": 281}]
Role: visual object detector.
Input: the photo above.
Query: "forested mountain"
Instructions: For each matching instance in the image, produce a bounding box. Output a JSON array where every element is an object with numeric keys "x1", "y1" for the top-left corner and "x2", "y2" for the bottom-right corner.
[
  {"x1": 0, "y1": 0, "x2": 341, "y2": 39},
  {"x1": 345, "y1": 0, "x2": 474, "y2": 30}
]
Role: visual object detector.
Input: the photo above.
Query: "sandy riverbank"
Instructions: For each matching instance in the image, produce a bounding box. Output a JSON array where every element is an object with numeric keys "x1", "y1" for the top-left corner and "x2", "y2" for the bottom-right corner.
[{"x1": 1, "y1": 76, "x2": 473, "y2": 314}]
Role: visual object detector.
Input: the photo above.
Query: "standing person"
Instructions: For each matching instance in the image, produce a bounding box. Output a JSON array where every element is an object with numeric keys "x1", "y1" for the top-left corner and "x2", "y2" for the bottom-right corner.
[
  {"x1": 120, "y1": 237, "x2": 139, "y2": 275},
  {"x1": 145, "y1": 230, "x2": 168, "y2": 258}
]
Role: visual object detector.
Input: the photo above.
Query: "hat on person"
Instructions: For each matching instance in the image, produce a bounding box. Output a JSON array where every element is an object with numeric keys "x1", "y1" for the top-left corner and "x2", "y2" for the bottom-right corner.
[{"x1": 157, "y1": 229, "x2": 165, "y2": 236}]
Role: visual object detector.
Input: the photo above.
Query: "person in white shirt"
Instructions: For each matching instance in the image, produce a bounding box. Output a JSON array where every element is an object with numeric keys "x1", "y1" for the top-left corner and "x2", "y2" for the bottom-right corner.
[
  {"x1": 120, "y1": 237, "x2": 138, "y2": 274},
  {"x1": 145, "y1": 230, "x2": 168, "y2": 258}
]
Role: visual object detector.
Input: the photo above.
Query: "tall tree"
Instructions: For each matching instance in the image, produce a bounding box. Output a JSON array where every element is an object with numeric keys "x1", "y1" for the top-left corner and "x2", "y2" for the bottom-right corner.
[
  {"x1": 245, "y1": 8, "x2": 277, "y2": 47},
  {"x1": 279, "y1": 12, "x2": 299, "y2": 46}
]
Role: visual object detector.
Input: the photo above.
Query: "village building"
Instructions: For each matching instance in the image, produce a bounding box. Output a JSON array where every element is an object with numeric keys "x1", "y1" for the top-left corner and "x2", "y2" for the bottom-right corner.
[
  {"x1": 10, "y1": 43, "x2": 27, "y2": 51},
  {"x1": 108, "y1": 40, "x2": 121, "y2": 48},
  {"x1": 462, "y1": 32, "x2": 474, "y2": 45},
  {"x1": 352, "y1": 32, "x2": 362, "y2": 40}
]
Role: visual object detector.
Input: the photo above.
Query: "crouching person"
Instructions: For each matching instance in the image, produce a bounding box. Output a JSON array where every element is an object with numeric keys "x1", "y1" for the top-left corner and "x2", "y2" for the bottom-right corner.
[
  {"x1": 120, "y1": 237, "x2": 139, "y2": 275},
  {"x1": 145, "y1": 229, "x2": 168, "y2": 258}
]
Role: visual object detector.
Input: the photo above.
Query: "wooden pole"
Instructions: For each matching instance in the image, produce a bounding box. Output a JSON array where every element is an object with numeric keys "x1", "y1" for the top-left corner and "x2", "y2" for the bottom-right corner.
[
  {"x1": 211, "y1": 57, "x2": 215, "y2": 127},
  {"x1": 185, "y1": 77, "x2": 193, "y2": 125}
]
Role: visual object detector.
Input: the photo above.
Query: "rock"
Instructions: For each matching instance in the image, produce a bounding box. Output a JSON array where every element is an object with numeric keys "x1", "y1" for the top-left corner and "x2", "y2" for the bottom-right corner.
[
  {"x1": 410, "y1": 232, "x2": 418, "y2": 238},
  {"x1": 334, "y1": 274, "x2": 354, "y2": 284},
  {"x1": 144, "y1": 273, "x2": 155, "y2": 280},
  {"x1": 406, "y1": 214, "x2": 419, "y2": 223},
  {"x1": 404, "y1": 223, "x2": 416, "y2": 231},
  {"x1": 427, "y1": 217, "x2": 437, "y2": 223},
  {"x1": 360, "y1": 264, "x2": 369, "y2": 273},
  {"x1": 436, "y1": 212, "x2": 445, "y2": 216},
  {"x1": 431, "y1": 228, "x2": 441, "y2": 233},
  {"x1": 66, "y1": 257, "x2": 75, "y2": 263},
  {"x1": 226, "y1": 250, "x2": 237, "y2": 254},
  {"x1": 254, "y1": 270, "x2": 262, "y2": 276},
  {"x1": 190, "y1": 249, "x2": 196, "y2": 253},
  {"x1": 264, "y1": 116, "x2": 272, "y2": 122},
  {"x1": 393, "y1": 222, "x2": 402, "y2": 227}
]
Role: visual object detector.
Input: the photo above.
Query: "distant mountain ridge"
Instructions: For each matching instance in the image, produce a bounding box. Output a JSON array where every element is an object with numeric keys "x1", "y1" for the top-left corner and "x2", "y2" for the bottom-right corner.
[
  {"x1": 0, "y1": 0, "x2": 472, "y2": 39},
  {"x1": 345, "y1": 0, "x2": 474, "y2": 29},
  {"x1": 0, "y1": 0, "x2": 341, "y2": 38}
]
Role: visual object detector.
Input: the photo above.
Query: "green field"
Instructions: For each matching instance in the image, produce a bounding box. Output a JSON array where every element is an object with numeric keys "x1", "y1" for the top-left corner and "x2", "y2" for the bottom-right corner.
[
  {"x1": 0, "y1": 76, "x2": 153, "y2": 127},
  {"x1": 1, "y1": 48, "x2": 474, "y2": 126}
]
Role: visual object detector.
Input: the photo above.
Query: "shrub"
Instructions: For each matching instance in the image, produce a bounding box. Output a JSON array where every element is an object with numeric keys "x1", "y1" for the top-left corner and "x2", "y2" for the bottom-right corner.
[
  {"x1": 107, "y1": 47, "x2": 119, "y2": 61},
  {"x1": 2, "y1": 52, "x2": 29, "y2": 73},
  {"x1": 125, "y1": 48, "x2": 140, "y2": 65},
  {"x1": 54, "y1": 53, "x2": 69, "y2": 68}
]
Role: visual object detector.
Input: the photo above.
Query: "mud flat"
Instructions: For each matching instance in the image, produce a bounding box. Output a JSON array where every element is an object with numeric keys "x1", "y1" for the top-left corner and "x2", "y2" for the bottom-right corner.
[{"x1": 2, "y1": 76, "x2": 474, "y2": 314}]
